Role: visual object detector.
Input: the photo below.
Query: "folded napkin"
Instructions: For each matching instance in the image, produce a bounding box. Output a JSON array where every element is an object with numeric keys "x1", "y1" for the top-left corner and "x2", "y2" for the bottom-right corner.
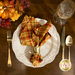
[
  {"x1": 20, "y1": 15, "x2": 52, "y2": 67},
  {"x1": 20, "y1": 16, "x2": 52, "y2": 47}
]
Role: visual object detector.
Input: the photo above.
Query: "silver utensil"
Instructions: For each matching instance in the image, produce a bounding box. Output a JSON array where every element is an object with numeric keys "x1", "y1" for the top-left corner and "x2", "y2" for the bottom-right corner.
[
  {"x1": 59, "y1": 28, "x2": 72, "y2": 72},
  {"x1": 60, "y1": 26, "x2": 65, "y2": 60},
  {"x1": 66, "y1": 35, "x2": 73, "y2": 61},
  {"x1": 7, "y1": 31, "x2": 12, "y2": 67}
]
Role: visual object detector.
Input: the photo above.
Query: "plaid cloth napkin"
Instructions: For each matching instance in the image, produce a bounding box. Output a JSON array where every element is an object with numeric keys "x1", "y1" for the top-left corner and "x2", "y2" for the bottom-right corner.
[
  {"x1": 30, "y1": 54, "x2": 43, "y2": 67},
  {"x1": 19, "y1": 15, "x2": 52, "y2": 67}
]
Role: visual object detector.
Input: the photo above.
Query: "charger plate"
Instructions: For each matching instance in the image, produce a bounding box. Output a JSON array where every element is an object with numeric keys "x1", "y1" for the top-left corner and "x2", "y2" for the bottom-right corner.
[{"x1": 12, "y1": 18, "x2": 60, "y2": 68}]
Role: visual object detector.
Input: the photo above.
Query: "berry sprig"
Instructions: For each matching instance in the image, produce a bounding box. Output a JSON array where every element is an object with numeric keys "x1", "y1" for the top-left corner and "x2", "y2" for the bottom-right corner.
[{"x1": 0, "y1": 18, "x2": 11, "y2": 28}]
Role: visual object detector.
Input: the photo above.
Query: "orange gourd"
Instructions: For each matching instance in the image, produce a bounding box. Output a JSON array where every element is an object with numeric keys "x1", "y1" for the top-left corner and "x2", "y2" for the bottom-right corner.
[{"x1": 0, "y1": 0, "x2": 15, "y2": 19}]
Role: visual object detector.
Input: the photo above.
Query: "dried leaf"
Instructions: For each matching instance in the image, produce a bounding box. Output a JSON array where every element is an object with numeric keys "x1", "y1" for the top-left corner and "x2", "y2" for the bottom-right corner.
[
  {"x1": 11, "y1": 11, "x2": 20, "y2": 21},
  {"x1": 15, "y1": 0, "x2": 24, "y2": 16},
  {"x1": 15, "y1": 0, "x2": 30, "y2": 15}
]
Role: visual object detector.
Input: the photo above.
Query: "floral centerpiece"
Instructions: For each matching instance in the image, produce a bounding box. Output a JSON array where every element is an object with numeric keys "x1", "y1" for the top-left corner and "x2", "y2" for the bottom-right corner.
[{"x1": 0, "y1": 0, "x2": 30, "y2": 28}]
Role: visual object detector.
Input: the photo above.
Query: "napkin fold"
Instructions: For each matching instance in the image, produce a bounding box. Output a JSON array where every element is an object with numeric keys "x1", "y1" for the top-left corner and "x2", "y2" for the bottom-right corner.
[
  {"x1": 20, "y1": 15, "x2": 52, "y2": 67},
  {"x1": 30, "y1": 54, "x2": 43, "y2": 67},
  {"x1": 20, "y1": 15, "x2": 52, "y2": 47}
]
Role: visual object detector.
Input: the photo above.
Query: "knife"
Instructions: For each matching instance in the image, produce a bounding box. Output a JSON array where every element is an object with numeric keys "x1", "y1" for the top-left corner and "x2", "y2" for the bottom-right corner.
[{"x1": 61, "y1": 26, "x2": 65, "y2": 60}]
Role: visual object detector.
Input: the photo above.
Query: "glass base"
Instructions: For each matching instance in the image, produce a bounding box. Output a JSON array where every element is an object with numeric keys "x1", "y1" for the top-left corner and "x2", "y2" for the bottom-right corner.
[{"x1": 53, "y1": 12, "x2": 67, "y2": 25}]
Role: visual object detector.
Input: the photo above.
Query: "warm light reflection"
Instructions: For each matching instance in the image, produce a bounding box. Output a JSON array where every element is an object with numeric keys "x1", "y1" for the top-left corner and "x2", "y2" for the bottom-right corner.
[
  {"x1": 1, "y1": 9, "x2": 4, "y2": 13},
  {"x1": 0, "y1": 6, "x2": 2, "y2": 9}
]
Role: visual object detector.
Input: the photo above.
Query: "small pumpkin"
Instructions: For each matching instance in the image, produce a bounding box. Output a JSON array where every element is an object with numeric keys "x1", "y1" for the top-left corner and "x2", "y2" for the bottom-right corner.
[{"x1": 0, "y1": 0, "x2": 15, "y2": 19}]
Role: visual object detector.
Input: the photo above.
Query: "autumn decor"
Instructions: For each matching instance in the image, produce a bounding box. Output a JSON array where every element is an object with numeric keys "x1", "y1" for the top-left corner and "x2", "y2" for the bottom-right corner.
[
  {"x1": 0, "y1": 0, "x2": 30, "y2": 28},
  {"x1": 0, "y1": 0, "x2": 15, "y2": 19},
  {"x1": 0, "y1": 18, "x2": 11, "y2": 28}
]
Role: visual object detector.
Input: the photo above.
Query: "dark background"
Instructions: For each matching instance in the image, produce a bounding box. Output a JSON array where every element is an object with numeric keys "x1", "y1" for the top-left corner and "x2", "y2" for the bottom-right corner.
[{"x1": 0, "y1": 0, "x2": 75, "y2": 75}]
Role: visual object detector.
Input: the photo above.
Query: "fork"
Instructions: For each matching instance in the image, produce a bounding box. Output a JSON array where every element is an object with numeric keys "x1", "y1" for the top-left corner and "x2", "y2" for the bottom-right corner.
[{"x1": 7, "y1": 31, "x2": 12, "y2": 67}]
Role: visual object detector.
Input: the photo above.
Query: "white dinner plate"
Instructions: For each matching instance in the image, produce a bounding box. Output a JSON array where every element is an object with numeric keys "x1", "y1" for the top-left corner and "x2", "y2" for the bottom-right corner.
[{"x1": 12, "y1": 18, "x2": 60, "y2": 68}]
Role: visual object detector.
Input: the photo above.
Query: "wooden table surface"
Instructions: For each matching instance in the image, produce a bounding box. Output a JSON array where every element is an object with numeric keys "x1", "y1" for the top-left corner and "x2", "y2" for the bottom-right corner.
[{"x1": 0, "y1": 0, "x2": 75, "y2": 75}]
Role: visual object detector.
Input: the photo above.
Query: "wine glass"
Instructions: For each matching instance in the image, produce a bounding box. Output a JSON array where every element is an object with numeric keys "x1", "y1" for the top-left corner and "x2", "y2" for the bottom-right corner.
[{"x1": 53, "y1": 0, "x2": 75, "y2": 25}]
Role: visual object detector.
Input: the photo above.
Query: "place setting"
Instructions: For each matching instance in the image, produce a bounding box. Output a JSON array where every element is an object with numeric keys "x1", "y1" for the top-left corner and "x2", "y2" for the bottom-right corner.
[
  {"x1": 0, "y1": 0, "x2": 75, "y2": 72},
  {"x1": 12, "y1": 15, "x2": 60, "y2": 68}
]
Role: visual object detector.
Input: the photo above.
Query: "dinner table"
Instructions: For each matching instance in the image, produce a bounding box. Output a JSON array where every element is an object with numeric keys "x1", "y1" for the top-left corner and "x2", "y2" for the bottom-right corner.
[{"x1": 0, "y1": 0, "x2": 75, "y2": 75}]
